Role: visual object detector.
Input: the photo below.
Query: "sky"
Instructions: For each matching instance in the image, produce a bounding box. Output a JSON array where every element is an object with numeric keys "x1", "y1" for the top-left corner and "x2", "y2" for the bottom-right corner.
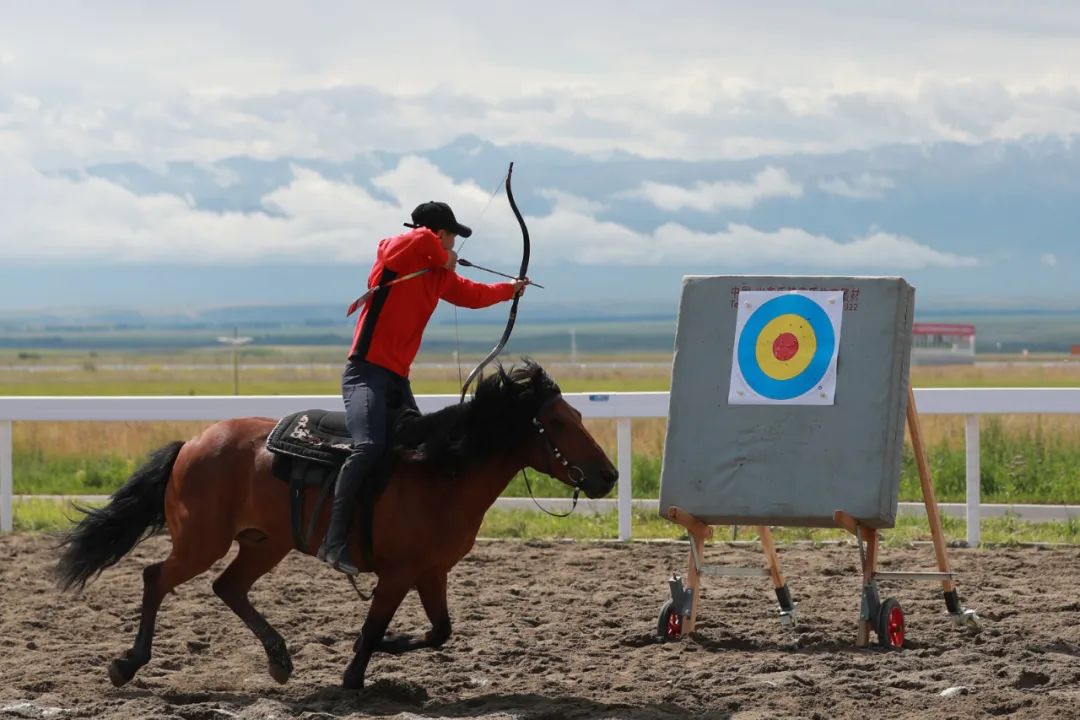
[{"x1": 2, "y1": 2, "x2": 1079, "y2": 311}]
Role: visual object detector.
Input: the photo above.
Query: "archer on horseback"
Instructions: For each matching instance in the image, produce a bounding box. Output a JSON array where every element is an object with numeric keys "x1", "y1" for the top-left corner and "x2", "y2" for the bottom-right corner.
[
  {"x1": 55, "y1": 164, "x2": 614, "y2": 692},
  {"x1": 322, "y1": 201, "x2": 529, "y2": 575}
]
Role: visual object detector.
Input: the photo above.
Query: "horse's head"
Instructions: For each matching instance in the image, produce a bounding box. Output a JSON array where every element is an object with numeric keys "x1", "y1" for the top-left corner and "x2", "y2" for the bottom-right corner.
[
  {"x1": 465, "y1": 360, "x2": 617, "y2": 498},
  {"x1": 528, "y1": 392, "x2": 619, "y2": 500}
]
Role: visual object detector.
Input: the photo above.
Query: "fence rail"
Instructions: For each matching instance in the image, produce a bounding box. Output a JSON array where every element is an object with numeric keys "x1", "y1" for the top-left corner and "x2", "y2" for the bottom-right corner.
[{"x1": 3, "y1": 388, "x2": 1080, "y2": 544}]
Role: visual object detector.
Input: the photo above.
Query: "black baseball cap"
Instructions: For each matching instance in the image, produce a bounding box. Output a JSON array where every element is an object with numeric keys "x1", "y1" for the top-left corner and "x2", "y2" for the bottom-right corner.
[{"x1": 404, "y1": 201, "x2": 473, "y2": 238}]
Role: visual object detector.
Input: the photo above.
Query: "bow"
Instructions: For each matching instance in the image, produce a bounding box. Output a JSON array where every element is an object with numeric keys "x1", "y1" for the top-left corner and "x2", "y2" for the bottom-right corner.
[{"x1": 459, "y1": 161, "x2": 530, "y2": 402}]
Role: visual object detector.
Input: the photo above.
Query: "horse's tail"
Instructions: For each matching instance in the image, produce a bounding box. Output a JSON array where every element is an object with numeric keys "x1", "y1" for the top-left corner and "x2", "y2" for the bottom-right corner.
[{"x1": 55, "y1": 440, "x2": 185, "y2": 592}]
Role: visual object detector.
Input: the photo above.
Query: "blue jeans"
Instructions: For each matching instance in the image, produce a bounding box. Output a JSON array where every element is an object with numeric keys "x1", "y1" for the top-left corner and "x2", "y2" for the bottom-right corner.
[
  {"x1": 341, "y1": 359, "x2": 418, "y2": 458},
  {"x1": 322, "y1": 359, "x2": 418, "y2": 560}
]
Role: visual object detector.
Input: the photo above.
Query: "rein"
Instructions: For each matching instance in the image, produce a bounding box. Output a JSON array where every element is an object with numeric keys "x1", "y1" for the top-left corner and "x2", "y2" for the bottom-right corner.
[{"x1": 521, "y1": 395, "x2": 584, "y2": 518}]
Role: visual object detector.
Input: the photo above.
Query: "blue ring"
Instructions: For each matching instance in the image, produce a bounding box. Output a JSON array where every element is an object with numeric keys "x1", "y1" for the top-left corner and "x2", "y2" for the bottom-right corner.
[{"x1": 736, "y1": 294, "x2": 835, "y2": 400}]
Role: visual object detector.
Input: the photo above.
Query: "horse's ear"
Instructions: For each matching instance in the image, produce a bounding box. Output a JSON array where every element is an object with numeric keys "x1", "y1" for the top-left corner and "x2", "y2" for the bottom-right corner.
[
  {"x1": 513, "y1": 357, "x2": 540, "y2": 384},
  {"x1": 505, "y1": 361, "x2": 533, "y2": 389},
  {"x1": 524, "y1": 358, "x2": 559, "y2": 396}
]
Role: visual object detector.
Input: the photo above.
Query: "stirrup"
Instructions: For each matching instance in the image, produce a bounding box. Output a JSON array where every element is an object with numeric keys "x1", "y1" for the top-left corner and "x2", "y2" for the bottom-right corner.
[
  {"x1": 318, "y1": 544, "x2": 359, "y2": 576},
  {"x1": 332, "y1": 556, "x2": 360, "y2": 576}
]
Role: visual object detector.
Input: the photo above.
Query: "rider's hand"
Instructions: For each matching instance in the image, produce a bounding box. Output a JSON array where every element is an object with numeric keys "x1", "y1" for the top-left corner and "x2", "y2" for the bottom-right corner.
[
  {"x1": 512, "y1": 279, "x2": 528, "y2": 298},
  {"x1": 444, "y1": 250, "x2": 458, "y2": 271}
]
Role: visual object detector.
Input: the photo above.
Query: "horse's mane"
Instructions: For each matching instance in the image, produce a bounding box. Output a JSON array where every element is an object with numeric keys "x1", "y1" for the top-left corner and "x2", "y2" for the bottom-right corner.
[{"x1": 391, "y1": 359, "x2": 560, "y2": 473}]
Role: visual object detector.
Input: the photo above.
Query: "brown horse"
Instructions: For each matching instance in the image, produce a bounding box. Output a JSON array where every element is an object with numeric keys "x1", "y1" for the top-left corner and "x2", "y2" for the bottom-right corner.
[{"x1": 55, "y1": 361, "x2": 617, "y2": 690}]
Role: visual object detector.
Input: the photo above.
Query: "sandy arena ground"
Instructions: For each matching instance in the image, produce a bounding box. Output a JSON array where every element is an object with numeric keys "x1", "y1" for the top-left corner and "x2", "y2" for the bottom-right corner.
[{"x1": 2, "y1": 533, "x2": 1079, "y2": 719}]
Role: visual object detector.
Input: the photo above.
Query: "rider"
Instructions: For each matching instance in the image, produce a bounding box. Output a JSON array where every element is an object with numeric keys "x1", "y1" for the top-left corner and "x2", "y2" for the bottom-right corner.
[{"x1": 319, "y1": 201, "x2": 528, "y2": 575}]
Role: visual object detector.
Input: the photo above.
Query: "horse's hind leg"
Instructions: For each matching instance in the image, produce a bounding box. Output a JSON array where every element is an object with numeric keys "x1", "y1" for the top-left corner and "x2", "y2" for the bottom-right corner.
[
  {"x1": 212, "y1": 537, "x2": 293, "y2": 684},
  {"x1": 109, "y1": 546, "x2": 225, "y2": 687}
]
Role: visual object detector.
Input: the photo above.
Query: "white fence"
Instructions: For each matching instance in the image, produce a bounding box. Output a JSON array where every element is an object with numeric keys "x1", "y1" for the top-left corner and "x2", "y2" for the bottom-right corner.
[{"x1": 2, "y1": 388, "x2": 1079, "y2": 545}]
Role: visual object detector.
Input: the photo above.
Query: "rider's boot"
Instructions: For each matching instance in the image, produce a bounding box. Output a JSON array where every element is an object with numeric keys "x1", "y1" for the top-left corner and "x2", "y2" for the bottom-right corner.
[{"x1": 318, "y1": 457, "x2": 363, "y2": 576}]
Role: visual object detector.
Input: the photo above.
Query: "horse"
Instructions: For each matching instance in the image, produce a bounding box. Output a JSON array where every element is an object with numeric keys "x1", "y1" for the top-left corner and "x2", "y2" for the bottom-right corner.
[{"x1": 55, "y1": 360, "x2": 618, "y2": 690}]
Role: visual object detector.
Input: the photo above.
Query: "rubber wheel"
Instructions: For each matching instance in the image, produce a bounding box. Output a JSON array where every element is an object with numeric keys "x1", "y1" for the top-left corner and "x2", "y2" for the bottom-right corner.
[
  {"x1": 657, "y1": 600, "x2": 683, "y2": 641},
  {"x1": 876, "y1": 597, "x2": 905, "y2": 649}
]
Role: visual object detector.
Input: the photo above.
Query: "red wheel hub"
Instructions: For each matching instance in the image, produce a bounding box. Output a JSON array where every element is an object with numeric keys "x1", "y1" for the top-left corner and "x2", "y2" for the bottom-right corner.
[
  {"x1": 666, "y1": 610, "x2": 683, "y2": 639},
  {"x1": 886, "y1": 605, "x2": 905, "y2": 647}
]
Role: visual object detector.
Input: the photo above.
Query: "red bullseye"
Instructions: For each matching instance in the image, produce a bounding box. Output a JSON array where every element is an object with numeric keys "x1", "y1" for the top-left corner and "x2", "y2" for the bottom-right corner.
[{"x1": 772, "y1": 332, "x2": 799, "y2": 361}]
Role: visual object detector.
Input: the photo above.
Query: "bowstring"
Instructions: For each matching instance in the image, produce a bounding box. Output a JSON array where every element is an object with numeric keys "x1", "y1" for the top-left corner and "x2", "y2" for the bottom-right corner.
[{"x1": 454, "y1": 170, "x2": 509, "y2": 389}]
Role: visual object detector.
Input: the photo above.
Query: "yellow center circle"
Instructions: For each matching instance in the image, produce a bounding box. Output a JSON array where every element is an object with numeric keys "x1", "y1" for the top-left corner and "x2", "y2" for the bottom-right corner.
[{"x1": 755, "y1": 314, "x2": 817, "y2": 380}]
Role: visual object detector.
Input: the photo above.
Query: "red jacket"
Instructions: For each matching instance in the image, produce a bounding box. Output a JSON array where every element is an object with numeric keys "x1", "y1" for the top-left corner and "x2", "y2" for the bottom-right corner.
[{"x1": 349, "y1": 228, "x2": 515, "y2": 377}]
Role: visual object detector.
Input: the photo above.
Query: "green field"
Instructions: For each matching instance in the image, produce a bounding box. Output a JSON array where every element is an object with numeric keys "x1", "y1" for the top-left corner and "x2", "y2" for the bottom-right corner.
[{"x1": 5, "y1": 348, "x2": 1080, "y2": 541}]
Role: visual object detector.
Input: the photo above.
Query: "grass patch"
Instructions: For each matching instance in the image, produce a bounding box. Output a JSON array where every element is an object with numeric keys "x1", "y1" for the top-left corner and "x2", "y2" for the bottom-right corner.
[
  {"x1": 15, "y1": 451, "x2": 137, "y2": 494},
  {"x1": 898, "y1": 416, "x2": 1080, "y2": 504},
  {"x1": 6, "y1": 353, "x2": 1080, "y2": 544},
  {"x1": 13, "y1": 497, "x2": 101, "y2": 532},
  {"x1": 16, "y1": 434, "x2": 1080, "y2": 507}
]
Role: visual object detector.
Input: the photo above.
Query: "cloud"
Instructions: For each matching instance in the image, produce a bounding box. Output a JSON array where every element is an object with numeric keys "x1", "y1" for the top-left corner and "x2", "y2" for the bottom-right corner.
[
  {"x1": 536, "y1": 188, "x2": 606, "y2": 215},
  {"x1": 534, "y1": 192, "x2": 977, "y2": 270},
  {"x1": 0, "y1": 156, "x2": 514, "y2": 265},
  {"x1": 818, "y1": 173, "x2": 896, "y2": 200},
  {"x1": 920, "y1": 79, "x2": 1016, "y2": 137},
  {"x1": 626, "y1": 167, "x2": 803, "y2": 212},
  {"x1": 1041, "y1": 253, "x2": 1058, "y2": 266},
  {"x1": 8, "y1": 4, "x2": 1080, "y2": 166},
  {"x1": 0, "y1": 157, "x2": 974, "y2": 275}
]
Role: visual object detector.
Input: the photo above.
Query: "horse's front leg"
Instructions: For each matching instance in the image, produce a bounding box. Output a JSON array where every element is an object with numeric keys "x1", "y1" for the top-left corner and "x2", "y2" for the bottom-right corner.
[
  {"x1": 342, "y1": 575, "x2": 410, "y2": 690},
  {"x1": 373, "y1": 570, "x2": 450, "y2": 655}
]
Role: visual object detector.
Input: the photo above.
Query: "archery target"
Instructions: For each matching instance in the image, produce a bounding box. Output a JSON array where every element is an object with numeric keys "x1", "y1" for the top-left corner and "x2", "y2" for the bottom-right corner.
[{"x1": 729, "y1": 291, "x2": 843, "y2": 405}]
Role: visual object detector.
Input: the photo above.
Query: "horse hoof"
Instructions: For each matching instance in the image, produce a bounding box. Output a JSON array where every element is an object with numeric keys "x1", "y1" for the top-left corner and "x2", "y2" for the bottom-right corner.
[
  {"x1": 264, "y1": 639, "x2": 293, "y2": 684},
  {"x1": 342, "y1": 657, "x2": 365, "y2": 690},
  {"x1": 268, "y1": 658, "x2": 292, "y2": 684},
  {"x1": 108, "y1": 658, "x2": 136, "y2": 687}
]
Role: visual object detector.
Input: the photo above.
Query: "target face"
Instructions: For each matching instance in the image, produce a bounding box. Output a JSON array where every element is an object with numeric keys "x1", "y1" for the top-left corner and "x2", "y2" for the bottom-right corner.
[{"x1": 729, "y1": 291, "x2": 843, "y2": 405}]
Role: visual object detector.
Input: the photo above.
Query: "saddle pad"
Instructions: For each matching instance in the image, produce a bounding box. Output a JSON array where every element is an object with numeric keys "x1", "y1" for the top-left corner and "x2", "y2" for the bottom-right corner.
[{"x1": 266, "y1": 409, "x2": 352, "y2": 465}]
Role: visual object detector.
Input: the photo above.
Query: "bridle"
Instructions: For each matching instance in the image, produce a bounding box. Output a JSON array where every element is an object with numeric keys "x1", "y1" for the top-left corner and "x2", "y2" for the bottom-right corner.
[{"x1": 521, "y1": 394, "x2": 585, "y2": 518}]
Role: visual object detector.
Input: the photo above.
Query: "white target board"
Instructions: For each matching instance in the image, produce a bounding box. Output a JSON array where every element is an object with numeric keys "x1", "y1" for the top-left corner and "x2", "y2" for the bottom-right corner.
[{"x1": 659, "y1": 276, "x2": 915, "y2": 528}]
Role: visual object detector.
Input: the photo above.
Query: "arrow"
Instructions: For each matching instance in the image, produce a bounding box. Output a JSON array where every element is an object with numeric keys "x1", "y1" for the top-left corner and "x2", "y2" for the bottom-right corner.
[{"x1": 458, "y1": 258, "x2": 544, "y2": 288}]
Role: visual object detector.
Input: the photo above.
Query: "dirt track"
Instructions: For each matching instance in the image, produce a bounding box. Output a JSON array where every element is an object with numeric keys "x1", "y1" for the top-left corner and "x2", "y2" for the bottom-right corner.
[{"x1": 2, "y1": 533, "x2": 1079, "y2": 719}]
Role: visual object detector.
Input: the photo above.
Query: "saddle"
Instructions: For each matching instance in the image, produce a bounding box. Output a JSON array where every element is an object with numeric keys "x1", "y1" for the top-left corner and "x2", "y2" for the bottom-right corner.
[{"x1": 266, "y1": 409, "x2": 395, "y2": 566}]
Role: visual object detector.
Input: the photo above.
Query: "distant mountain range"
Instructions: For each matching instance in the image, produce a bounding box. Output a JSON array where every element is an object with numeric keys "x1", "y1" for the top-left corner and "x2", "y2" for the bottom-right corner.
[
  {"x1": 1, "y1": 302, "x2": 1078, "y2": 355},
  {"x1": 5, "y1": 133, "x2": 1079, "y2": 314}
]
